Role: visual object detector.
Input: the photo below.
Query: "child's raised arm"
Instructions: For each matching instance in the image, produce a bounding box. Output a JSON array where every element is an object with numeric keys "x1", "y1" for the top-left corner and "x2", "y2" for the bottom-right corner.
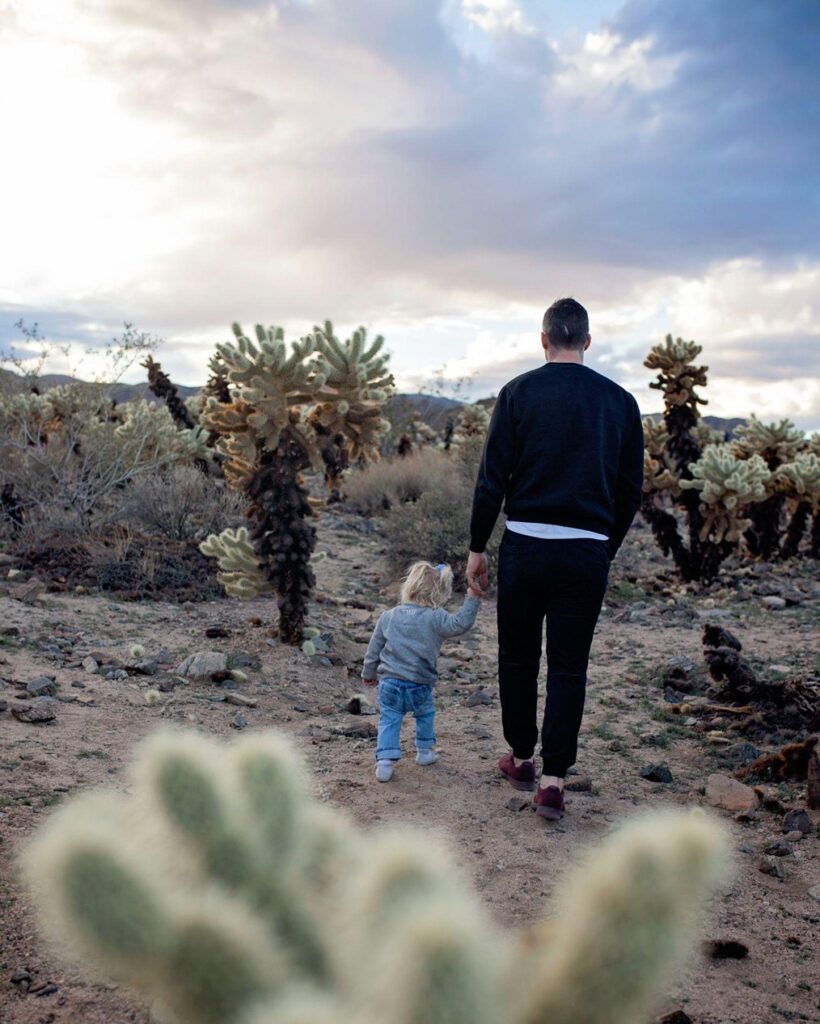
[
  {"x1": 361, "y1": 613, "x2": 388, "y2": 684},
  {"x1": 433, "y1": 593, "x2": 481, "y2": 638}
]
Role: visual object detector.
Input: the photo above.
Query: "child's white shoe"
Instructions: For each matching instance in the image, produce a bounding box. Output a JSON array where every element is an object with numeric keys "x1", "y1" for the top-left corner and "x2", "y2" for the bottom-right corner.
[
  {"x1": 415, "y1": 749, "x2": 438, "y2": 766},
  {"x1": 375, "y1": 760, "x2": 394, "y2": 782}
]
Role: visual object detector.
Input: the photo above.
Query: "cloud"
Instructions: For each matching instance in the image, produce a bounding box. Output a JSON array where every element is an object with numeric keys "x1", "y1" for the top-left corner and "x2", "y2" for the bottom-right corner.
[{"x1": 0, "y1": 0, "x2": 817, "y2": 426}]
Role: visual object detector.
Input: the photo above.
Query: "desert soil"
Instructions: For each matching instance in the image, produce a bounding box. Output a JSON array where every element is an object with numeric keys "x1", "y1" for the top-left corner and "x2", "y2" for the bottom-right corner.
[{"x1": 1, "y1": 511, "x2": 818, "y2": 1024}]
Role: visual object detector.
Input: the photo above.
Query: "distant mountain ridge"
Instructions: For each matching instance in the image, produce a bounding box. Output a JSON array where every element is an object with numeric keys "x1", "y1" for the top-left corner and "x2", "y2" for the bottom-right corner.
[{"x1": 0, "y1": 367, "x2": 748, "y2": 436}]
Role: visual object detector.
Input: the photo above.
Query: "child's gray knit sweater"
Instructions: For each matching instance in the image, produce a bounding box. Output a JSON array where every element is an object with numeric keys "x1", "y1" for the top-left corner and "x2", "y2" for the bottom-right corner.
[{"x1": 362, "y1": 595, "x2": 480, "y2": 685}]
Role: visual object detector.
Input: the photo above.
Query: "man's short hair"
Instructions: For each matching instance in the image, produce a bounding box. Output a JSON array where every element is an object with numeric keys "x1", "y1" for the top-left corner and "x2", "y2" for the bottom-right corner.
[{"x1": 542, "y1": 298, "x2": 589, "y2": 350}]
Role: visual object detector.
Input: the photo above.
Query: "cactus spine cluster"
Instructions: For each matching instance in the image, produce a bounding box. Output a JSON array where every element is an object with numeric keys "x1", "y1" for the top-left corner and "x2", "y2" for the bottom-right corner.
[
  {"x1": 198, "y1": 321, "x2": 393, "y2": 643},
  {"x1": 641, "y1": 336, "x2": 819, "y2": 579},
  {"x1": 25, "y1": 728, "x2": 729, "y2": 1024}
]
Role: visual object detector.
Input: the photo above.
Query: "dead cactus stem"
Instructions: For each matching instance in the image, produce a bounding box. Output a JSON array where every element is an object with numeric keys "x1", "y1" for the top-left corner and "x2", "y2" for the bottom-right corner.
[{"x1": 247, "y1": 432, "x2": 317, "y2": 645}]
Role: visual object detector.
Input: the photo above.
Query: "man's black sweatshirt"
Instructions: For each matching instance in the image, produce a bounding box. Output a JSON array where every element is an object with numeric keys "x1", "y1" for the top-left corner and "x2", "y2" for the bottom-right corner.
[{"x1": 469, "y1": 363, "x2": 644, "y2": 559}]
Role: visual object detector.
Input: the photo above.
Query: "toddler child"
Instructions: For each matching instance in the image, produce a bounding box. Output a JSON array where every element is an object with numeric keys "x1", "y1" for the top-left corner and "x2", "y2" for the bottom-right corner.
[{"x1": 362, "y1": 561, "x2": 481, "y2": 782}]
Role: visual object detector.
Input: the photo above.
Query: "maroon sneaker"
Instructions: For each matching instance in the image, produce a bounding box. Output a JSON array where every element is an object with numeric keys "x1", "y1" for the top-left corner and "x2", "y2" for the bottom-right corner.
[
  {"x1": 498, "y1": 752, "x2": 536, "y2": 792},
  {"x1": 533, "y1": 785, "x2": 565, "y2": 820}
]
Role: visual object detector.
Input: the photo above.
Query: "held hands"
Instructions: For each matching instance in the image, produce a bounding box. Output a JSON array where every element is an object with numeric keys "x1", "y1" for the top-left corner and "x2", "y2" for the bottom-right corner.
[
  {"x1": 362, "y1": 677, "x2": 378, "y2": 687},
  {"x1": 466, "y1": 550, "x2": 489, "y2": 597}
]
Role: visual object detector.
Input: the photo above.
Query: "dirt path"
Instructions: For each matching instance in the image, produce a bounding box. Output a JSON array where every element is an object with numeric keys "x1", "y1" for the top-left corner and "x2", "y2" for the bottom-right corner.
[{"x1": 1, "y1": 514, "x2": 818, "y2": 1024}]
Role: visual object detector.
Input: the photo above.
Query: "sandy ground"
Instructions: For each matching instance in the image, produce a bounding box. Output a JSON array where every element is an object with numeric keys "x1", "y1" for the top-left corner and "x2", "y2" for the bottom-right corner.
[{"x1": 1, "y1": 512, "x2": 818, "y2": 1024}]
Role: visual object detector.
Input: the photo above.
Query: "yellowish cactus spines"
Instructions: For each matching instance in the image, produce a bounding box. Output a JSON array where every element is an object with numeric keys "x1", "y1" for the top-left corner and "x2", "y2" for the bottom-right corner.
[
  {"x1": 644, "y1": 334, "x2": 708, "y2": 411},
  {"x1": 24, "y1": 729, "x2": 729, "y2": 1024},
  {"x1": 680, "y1": 446, "x2": 771, "y2": 541},
  {"x1": 774, "y1": 451, "x2": 820, "y2": 508},
  {"x1": 731, "y1": 414, "x2": 807, "y2": 468},
  {"x1": 199, "y1": 526, "x2": 273, "y2": 598}
]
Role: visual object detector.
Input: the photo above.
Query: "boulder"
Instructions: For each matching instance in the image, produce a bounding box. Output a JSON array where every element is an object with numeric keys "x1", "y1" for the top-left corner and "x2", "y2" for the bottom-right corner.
[
  {"x1": 176, "y1": 651, "x2": 229, "y2": 680},
  {"x1": 781, "y1": 808, "x2": 810, "y2": 835},
  {"x1": 706, "y1": 774, "x2": 758, "y2": 814}
]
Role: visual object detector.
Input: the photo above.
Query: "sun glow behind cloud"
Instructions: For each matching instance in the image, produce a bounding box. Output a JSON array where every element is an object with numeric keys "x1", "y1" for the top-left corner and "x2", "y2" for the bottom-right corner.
[{"x1": 0, "y1": 0, "x2": 818, "y2": 427}]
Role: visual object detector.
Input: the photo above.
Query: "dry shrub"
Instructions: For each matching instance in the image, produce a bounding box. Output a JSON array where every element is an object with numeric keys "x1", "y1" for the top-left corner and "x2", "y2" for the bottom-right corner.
[
  {"x1": 121, "y1": 465, "x2": 245, "y2": 540},
  {"x1": 345, "y1": 448, "x2": 457, "y2": 514}
]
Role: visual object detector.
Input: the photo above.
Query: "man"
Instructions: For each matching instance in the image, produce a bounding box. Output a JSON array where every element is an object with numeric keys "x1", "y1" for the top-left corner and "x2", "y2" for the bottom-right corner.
[{"x1": 466, "y1": 297, "x2": 643, "y2": 820}]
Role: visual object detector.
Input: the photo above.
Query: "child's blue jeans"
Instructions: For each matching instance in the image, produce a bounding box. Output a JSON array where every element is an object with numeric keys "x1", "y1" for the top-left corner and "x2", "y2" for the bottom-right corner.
[{"x1": 375, "y1": 677, "x2": 436, "y2": 761}]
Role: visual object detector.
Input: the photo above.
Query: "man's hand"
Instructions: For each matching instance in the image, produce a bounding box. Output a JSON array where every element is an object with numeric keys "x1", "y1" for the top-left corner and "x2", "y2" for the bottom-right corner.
[
  {"x1": 466, "y1": 550, "x2": 489, "y2": 596},
  {"x1": 362, "y1": 677, "x2": 378, "y2": 687}
]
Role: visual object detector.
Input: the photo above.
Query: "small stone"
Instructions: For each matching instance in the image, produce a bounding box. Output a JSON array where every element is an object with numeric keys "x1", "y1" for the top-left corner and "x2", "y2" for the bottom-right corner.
[
  {"x1": 640, "y1": 763, "x2": 673, "y2": 784},
  {"x1": 657, "y1": 1011, "x2": 692, "y2": 1024},
  {"x1": 205, "y1": 625, "x2": 231, "y2": 638},
  {"x1": 11, "y1": 703, "x2": 56, "y2": 724},
  {"x1": 761, "y1": 596, "x2": 786, "y2": 610},
  {"x1": 82, "y1": 656, "x2": 99, "y2": 674},
  {"x1": 808, "y1": 885, "x2": 820, "y2": 902},
  {"x1": 338, "y1": 720, "x2": 377, "y2": 739},
  {"x1": 8, "y1": 579, "x2": 44, "y2": 603},
  {"x1": 783, "y1": 830, "x2": 803, "y2": 842},
  {"x1": 26, "y1": 676, "x2": 58, "y2": 697},
  {"x1": 465, "y1": 688, "x2": 493, "y2": 707},
  {"x1": 225, "y1": 693, "x2": 257, "y2": 708},
  {"x1": 737, "y1": 843, "x2": 755, "y2": 855},
  {"x1": 705, "y1": 774, "x2": 758, "y2": 814},
  {"x1": 1, "y1": 626, "x2": 20, "y2": 637},
  {"x1": 703, "y1": 939, "x2": 749, "y2": 960},
  {"x1": 781, "y1": 809, "x2": 810, "y2": 834},
  {"x1": 230, "y1": 712, "x2": 247, "y2": 730},
  {"x1": 6, "y1": 568, "x2": 24, "y2": 580},
  {"x1": 129, "y1": 660, "x2": 158, "y2": 676},
  {"x1": 564, "y1": 776, "x2": 592, "y2": 792},
  {"x1": 724, "y1": 742, "x2": 763, "y2": 766},
  {"x1": 758, "y1": 855, "x2": 786, "y2": 880},
  {"x1": 607, "y1": 738, "x2": 624, "y2": 752},
  {"x1": 176, "y1": 651, "x2": 229, "y2": 680},
  {"x1": 765, "y1": 839, "x2": 792, "y2": 857},
  {"x1": 506, "y1": 796, "x2": 530, "y2": 812}
]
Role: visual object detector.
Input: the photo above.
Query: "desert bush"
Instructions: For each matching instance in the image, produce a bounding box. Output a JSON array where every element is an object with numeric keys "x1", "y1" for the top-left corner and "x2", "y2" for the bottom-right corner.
[
  {"x1": 641, "y1": 336, "x2": 819, "y2": 581},
  {"x1": 24, "y1": 728, "x2": 728, "y2": 1024},
  {"x1": 0, "y1": 384, "x2": 211, "y2": 538},
  {"x1": 122, "y1": 465, "x2": 245, "y2": 541},
  {"x1": 199, "y1": 321, "x2": 393, "y2": 644},
  {"x1": 345, "y1": 448, "x2": 458, "y2": 514}
]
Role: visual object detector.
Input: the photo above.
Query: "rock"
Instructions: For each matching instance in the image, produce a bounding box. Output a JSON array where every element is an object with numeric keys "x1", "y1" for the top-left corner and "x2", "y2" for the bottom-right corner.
[
  {"x1": 128, "y1": 660, "x2": 158, "y2": 676},
  {"x1": 506, "y1": 796, "x2": 530, "y2": 812},
  {"x1": 0, "y1": 699, "x2": 7, "y2": 712},
  {"x1": 205, "y1": 625, "x2": 231, "y2": 638},
  {"x1": 781, "y1": 809, "x2": 810, "y2": 834},
  {"x1": 765, "y1": 839, "x2": 792, "y2": 857},
  {"x1": 737, "y1": 843, "x2": 755, "y2": 855},
  {"x1": 1, "y1": 625, "x2": 20, "y2": 636},
  {"x1": 724, "y1": 742, "x2": 763, "y2": 766},
  {"x1": 758, "y1": 856, "x2": 786, "y2": 880},
  {"x1": 8, "y1": 579, "x2": 44, "y2": 603},
  {"x1": 564, "y1": 776, "x2": 593, "y2": 792},
  {"x1": 26, "y1": 676, "x2": 58, "y2": 697},
  {"x1": 761, "y1": 596, "x2": 786, "y2": 610},
  {"x1": 808, "y1": 885, "x2": 820, "y2": 902},
  {"x1": 176, "y1": 651, "x2": 229, "y2": 680},
  {"x1": 337, "y1": 721, "x2": 377, "y2": 739},
  {"x1": 465, "y1": 688, "x2": 493, "y2": 707},
  {"x1": 640, "y1": 763, "x2": 673, "y2": 784},
  {"x1": 82, "y1": 656, "x2": 99, "y2": 674},
  {"x1": 230, "y1": 712, "x2": 247, "y2": 730},
  {"x1": 703, "y1": 939, "x2": 749, "y2": 960},
  {"x1": 225, "y1": 693, "x2": 257, "y2": 708},
  {"x1": 11, "y1": 703, "x2": 56, "y2": 724},
  {"x1": 705, "y1": 774, "x2": 758, "y2": 814},
  {"x1": 607, "y1": 739, "x2": 624, "y2": 752},
  {"x1": 783, "y1": 830, "x2": 804, "y2": 842},
  {"x1": 657, "y1": 1012, "x2": 692, "y2": 1024}
]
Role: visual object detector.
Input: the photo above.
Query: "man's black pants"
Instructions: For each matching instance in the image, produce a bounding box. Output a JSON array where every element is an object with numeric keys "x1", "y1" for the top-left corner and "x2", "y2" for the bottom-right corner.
[{"x1": 497, "y1": 529, "x2": 610, "y2": 777}]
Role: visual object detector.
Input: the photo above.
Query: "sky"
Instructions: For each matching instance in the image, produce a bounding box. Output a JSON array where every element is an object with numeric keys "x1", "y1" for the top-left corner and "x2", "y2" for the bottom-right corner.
[{"x1": 1, "y1": 0, "x2": 819, "y2": 427}]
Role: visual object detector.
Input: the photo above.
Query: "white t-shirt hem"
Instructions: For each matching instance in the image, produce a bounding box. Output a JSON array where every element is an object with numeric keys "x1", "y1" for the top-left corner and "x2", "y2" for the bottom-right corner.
[{"x1": 506, "y1": 521, "x2": 609, "y2": 541}]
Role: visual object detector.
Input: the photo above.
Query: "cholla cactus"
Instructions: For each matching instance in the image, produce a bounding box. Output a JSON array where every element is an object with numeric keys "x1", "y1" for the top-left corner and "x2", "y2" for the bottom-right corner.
[
  {"x1": 25, "y1": 728, "x2": 729, "y2": 1024},
  {"x1": 199, "y1": 321, "x2": 393, "y2": 643},
  {"x1": 142, "y1": 355, "x2": 198, "y2": 431},
  {"x1": 451, "y1": 403, "x2": 491, "y2": 443},
  {"x1": 775, "y1": 452, "x2": 820, "y2": 557},
  {"x1": 680, "y1": 447, "x2": 770, "y2": 542},
  {"x1": 732, "y1": 415, "x2": 806, "y2": 468}
]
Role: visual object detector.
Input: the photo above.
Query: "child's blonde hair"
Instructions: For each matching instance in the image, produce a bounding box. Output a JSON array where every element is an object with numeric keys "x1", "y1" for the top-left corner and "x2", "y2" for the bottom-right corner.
[{"x1": 400, "y1": 561, "x2": 453, "y2": 608}]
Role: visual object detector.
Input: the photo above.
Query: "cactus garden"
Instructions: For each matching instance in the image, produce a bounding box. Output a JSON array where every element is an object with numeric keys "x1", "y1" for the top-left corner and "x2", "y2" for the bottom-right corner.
[{"x1": 0, "y1": 328, "x2": 818, "y2": 1024}]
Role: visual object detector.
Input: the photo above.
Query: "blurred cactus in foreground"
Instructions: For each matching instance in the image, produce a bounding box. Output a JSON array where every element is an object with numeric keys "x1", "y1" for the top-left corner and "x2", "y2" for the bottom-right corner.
[
  {"x1": 641, "y1": 336, "x2": 819, "y2": 579},
  {"x1": 26, "y1": 728, "x2": 729, "y2": 1024},
  {"x1": 199, "y1": 321, "x2": 393, "y2": 643}
]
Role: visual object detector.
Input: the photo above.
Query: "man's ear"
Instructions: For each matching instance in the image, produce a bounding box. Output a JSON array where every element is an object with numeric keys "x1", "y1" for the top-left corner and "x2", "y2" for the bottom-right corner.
[
  {"x1": 584, "y1": 334, "x2": 592, "y2": 352},
  {"x1": 540, "y1": 331, "x2": 549, "y2": 352}
]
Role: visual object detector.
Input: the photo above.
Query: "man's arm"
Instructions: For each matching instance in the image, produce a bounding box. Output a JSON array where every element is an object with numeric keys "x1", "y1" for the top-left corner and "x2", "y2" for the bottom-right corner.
[
  {"x1": 361, "y1": 614, "x2": 387, "y2": 682},
  {"x1": 469, "y1": 386, "x2": 515, "y2": 555},
  {"x1": 609, "y1": 402, "x2": 645, "y2": 559}
]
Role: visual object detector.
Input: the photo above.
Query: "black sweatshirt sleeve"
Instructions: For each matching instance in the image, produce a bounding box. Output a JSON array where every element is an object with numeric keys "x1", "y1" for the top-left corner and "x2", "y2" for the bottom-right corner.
[
  {"x1": 469, "y1": 386, "x2": 515, "y2": 553},
  {"x1": 608, "y1": 401, "x2": 645, "y2": 559}
]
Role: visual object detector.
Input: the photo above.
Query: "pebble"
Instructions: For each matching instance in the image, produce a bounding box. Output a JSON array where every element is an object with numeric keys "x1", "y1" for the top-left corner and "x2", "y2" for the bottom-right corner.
[
  {"x1": 230, "y1": 712, "x2": 247, "y2": 730},
  {"x1": 506, "y1": 796, "x2": 530, "y2": 813},
  {"x1": 758, "y1": 856, "x2": 786, "y2": 880},
  {"x1": 82, "y1": 657, "x2": 99, "y2": 673},
  {"x1": 783, "y1": 830, "x2": 804, "y2": 842},
  {"x1": 465, "y1": 688, "x2": 493, "y2": 707},
  {"x1": 225, "y1": 693, "x2": 257, "y2": 708},
  {"x1": 761, "y1": 596, "x2": 786, "y2": 610},
  {"x1": 781, "y1": 809, "x2": 810, "y2": 834},
  {"x1": 640, "y1": 763, "x2": 673, "y2": 784},
  {"x1": 26, "y1": 676, "x2": 58, "y2": 697},
  {"x1": 764, "y1": 839, "x2": 792, "y2": 857},
  {"x1": 564, "y1": 776, "x2": 592, "y2": 792}
]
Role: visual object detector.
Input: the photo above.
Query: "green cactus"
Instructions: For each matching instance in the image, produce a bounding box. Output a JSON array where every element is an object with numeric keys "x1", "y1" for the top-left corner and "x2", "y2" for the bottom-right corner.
[
  {"x1": 25, "y1": 729, "x2": 729, "y2": 1024},
  {"x1": 679, "y1": 447, "x2": 771, "y2": 542},
  {"x1": 775, "y1": 451, "x2": 820, "y2": 557},
  {"x1": 198, "y1": 321, "x2": 392, "y2": 643}
]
